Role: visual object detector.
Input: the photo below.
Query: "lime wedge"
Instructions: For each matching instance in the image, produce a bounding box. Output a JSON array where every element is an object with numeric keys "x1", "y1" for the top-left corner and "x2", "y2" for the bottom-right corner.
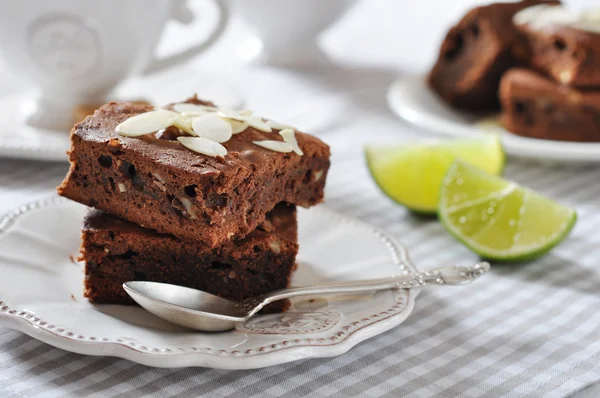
[
  {"x1": 365, "y1": 135, "x2": 504, "y2": 214},
  {"x1": 439, "y1": 161, "x2": 577, "y2": 261}
]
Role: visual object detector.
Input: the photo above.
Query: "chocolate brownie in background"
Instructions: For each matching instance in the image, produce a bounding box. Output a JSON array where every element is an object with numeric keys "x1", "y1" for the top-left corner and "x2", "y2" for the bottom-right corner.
[
  {"x1": 514, "y1": 4, "x2": 600, "y2": 88},
  {"x1": 499, "y1": 68, "x2": 600, "y2": 142},
  {"x1": 428, "y1": 0, "x2": 560, "y2": 112},
  {"x1": 81, "y1": 203, "x2": 298, "y2": 312}
]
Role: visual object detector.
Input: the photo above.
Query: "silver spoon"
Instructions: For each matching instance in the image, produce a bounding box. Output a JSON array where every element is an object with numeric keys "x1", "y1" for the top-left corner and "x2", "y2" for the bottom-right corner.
[{"x1": 123, "y1": 262, "x2": 490, "y2": 332}]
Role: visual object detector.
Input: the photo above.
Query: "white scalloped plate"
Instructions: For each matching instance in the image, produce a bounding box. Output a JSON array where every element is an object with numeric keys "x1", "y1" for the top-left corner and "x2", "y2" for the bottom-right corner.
[
  {"x1": 387, "y1": 74, "x2": 600, "y2": 164},
  {"x1": 0, "y1": 197, "x2": 418, "y2": 369}
]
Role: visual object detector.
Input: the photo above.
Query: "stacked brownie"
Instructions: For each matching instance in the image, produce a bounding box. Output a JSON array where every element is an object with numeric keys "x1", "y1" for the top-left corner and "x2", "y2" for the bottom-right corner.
[
  {"x1": 428, "y1": 0, "x2": 559, "y2": 112},
  {"x1": 501, "y1": 5, "x2": 600, "y2": 142},
  {"x1": 429, "y1": 1, "x2": 600, "y2": 142},
  {"x1": 58, "y1": 97, "x2": 330, "y2": 311}
]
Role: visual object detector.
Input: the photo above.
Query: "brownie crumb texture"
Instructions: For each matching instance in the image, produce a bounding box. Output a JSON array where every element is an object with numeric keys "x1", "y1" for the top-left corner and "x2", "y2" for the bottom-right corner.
[{"x1": 81, "y1": 203, "x2": 299, "y2": 313}]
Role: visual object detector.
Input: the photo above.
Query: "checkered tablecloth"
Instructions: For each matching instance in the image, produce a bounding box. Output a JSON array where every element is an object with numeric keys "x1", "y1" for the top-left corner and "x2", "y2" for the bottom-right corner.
[{"x1": 2, "y1": 1, "x2": 600, "y2": 396}]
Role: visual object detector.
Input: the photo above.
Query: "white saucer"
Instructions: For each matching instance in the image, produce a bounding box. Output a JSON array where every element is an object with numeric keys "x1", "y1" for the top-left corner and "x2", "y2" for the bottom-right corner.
[
  {"x1": 0, "y1": 197, "x2": 418, "y2": 369},
  {"x1": 0, "y1": 68, "x2": 244, "y2": 163},
  {"x1": 387, "y1": 74, "x2": 600, "y2": 164}
]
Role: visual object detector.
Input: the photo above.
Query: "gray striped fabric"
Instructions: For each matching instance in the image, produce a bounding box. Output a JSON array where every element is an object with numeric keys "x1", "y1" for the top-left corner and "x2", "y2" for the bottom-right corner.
[{"x1": 2, "y1": 82, "x2": 600, "y2": 397}]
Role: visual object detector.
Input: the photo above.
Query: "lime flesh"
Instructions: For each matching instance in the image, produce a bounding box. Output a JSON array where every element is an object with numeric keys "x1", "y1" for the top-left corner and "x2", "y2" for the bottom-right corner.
[
  {"x1": 365, "y1": 136, "x2": 504, "y2": 214},
  {"x1": 439, "y1": 161, "x2": 577, "y2": 262}
]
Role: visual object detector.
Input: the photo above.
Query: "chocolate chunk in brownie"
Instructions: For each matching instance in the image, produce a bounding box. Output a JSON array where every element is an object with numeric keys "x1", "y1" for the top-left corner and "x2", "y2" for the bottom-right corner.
[
  {"x1": 81, "y1": 203, "x2": 298, "y2": 312},
  {"x1": 58, "y1": 96, "x2": 330, "y2": 247},
  {"x1": 499, "y1": 68, "x2": 600, "y2": 141},
  {"x1": 428, "y1": 0, "x2": 560, "y2": 112}
]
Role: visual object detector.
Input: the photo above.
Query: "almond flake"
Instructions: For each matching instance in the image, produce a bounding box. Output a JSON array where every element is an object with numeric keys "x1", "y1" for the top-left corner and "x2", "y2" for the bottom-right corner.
[
  {"x1": 192, "y1": 113, "x2": 233, "y2": 143},
  {"x1": 173, "y1": 103, "x2": 217, "y2": 113},
  {"x1": 172, "y1": 116, "x2": 196, "y2": 136},
  {"x1": 267, "y1": 120, "x2": 296, "y2": 131},
  {"x1": 253, "y1": 140, "x2": 293, "y2": 153},
  {"x1": 279, "y1": 129, "x2": 303, "y2": 156},
  {"x1": 246, "y1": 116, "x2": 272, "y2": 132},
  {"x1": 178, "y1": 136, "x2": 227, "y2": 157},
  {"x1": 180, "y1": 111, "x2": 207, "y2": 117},
  {"x1": 115, "y1": 109, "x2": 179, "y2": 137},
  {"x1": 217, "y1": 108, "x2": 246, "y2": 121},
  {"x1": 228, "y1": 119, "x2": 248, "y2": 134}
]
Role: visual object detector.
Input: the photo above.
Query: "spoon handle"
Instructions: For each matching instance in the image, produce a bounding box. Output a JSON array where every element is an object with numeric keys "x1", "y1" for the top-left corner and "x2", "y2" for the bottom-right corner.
[{"x1": 242, "y1": 262, "x2": 490, "y2": 317}]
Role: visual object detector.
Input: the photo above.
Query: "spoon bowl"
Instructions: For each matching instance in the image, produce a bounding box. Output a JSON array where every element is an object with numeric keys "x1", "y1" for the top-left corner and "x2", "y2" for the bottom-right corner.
[{"x1": 123, "y1": 281, "x2": 246, "y2": 332}]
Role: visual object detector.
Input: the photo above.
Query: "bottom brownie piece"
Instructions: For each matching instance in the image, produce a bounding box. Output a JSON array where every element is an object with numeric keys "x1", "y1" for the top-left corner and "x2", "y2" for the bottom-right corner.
[
  {"x1": 499, "y1": 68, "x2": 600, "y2": 142},
  {"x1": 80, "y1": 203, "x2": 298, "y2": 313}
]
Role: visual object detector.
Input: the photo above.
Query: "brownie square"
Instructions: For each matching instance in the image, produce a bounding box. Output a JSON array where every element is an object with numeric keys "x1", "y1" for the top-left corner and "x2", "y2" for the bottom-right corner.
[
  {"x1": 58, "y1": 97, "x2": 330, "y2": 247},
  {"x1": 81, "y1": 203, "x2": 298, "y2": 312},
  {"x1": 499, "y1": 68, "x2": 600, "y2": 141},
  {"x1": 428, "y1": 0, "x2": 559, "y2": 112}
]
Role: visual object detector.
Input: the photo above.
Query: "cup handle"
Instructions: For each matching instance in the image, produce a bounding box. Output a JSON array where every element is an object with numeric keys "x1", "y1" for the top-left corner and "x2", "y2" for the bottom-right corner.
[{"x1": 143, "y1": 0, "x2": 229, "y2": 75}]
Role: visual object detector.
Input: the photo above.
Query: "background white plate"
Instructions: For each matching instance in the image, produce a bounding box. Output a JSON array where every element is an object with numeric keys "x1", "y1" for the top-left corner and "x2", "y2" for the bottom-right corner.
[
  {"x1": 0, "y1": 197, "x2": 418, "y2": 369},
  {"x1": 0, "y1": 67, "x2": 243, "y2": 163},
  {"x1": 387, "y1": 74, "x2": 600, "y2": 164}
]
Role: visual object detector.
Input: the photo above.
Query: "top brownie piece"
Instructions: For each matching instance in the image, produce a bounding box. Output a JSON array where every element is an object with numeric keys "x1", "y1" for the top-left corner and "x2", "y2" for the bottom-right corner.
[
  {"x1": 58, "y1": 97, "x2": 330, "y2": 247},
  {"x1": 428, "y1": 0, "x2": 559, "y2": 112}
]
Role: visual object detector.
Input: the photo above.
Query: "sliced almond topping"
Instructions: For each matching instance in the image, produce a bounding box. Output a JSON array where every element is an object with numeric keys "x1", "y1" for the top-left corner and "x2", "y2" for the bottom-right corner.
[
  {"x1": 118, "y1": 104, "x2": 300, "y2": 160},
  {"x1": 279, "y1": 129, "x2": 303, "y2": 156},
  {"x1": 267, "y1": 120, "x2": 296, "y2": 131},
  {"x1": 173, "y1": 103, "x2": 217, "y2": 114},
  {"x1": 172, "y1": 115, "x2": 196, "y2": 136},
  {"x1": 180, "y1": 112, "x2": 207, "y2": 118},
  {"x1": 217, "y1": 108, "x2": 246, "y2": 121},
  {"x1": 192, "y1": 113, "x2": 233, "y2": 143},
  {"x1": 245, "y1": 116, "x2": 272, "y2": 133},
  {"x1": 228, "y1": 119, "x2": 248, "y2": 134},
  {"x1": 115, "y1": 109, "x2": 179, "y2": 137},
  {"x1": 253, "y1": 140, "x2": 293, "y2": 153},
  {"x1": 178, "y1": 136, "x2": 227, "y2": 157}
]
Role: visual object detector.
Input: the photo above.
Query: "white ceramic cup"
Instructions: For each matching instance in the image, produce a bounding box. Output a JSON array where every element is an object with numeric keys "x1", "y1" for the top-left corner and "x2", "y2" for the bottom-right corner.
[
  {"x1": 232, "y1": 0, "x2": 358, "y2": 66},
  {"x1": 0, "y1": 0, "x2": 229, "y2": 130}
]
